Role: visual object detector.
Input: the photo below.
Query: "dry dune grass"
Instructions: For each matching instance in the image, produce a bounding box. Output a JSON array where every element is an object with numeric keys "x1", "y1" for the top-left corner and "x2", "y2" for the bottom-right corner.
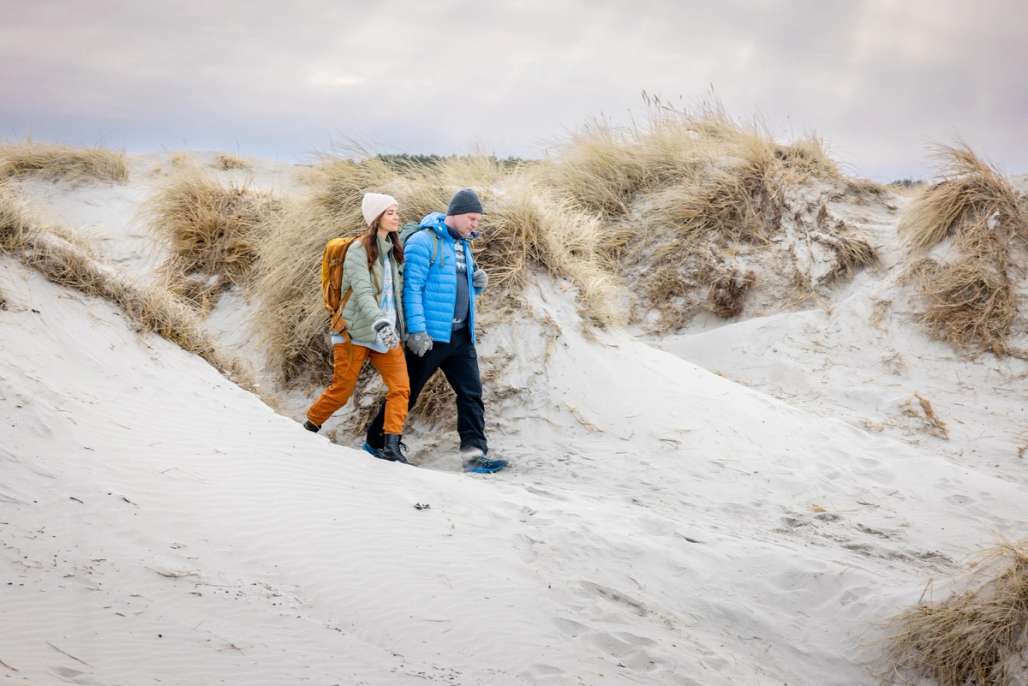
[
  {"x1": 907, "y1": 255, "x2": 1017, "y2": 354},
  {"x1": 774, "y1": 136, "x2": 841, "y2": 179},
  {"x1": 900, "y1": 145, "x2": 1024, "y2": 250},
  {"x1": 708, "y1": 268, "x2": 757, "y2": 318},
  {"x1": 548, "y1": 103, "x2": 872, "y2": 332},
  {"x1": 170, "y1": 152, "x2": 194, "y2": 168},
  {"x1": 305, "y1": 156, "x2": 396, "y2": 223},
  {"x1": 0, "y1": 141, "x2": 128, "y2": 184},
  {"x1": 886, "y1": 541, "x2": 1028, "y2": 686},
  {"x1": 473, "y1": 173, "x2": 619, "y2": 324},
  {"x1": 0, "y1": 183, "x2": 35, "y2": 252},
  {"x1": 900, "y1": 145, "x2": 1027, "y2": 354},
  {"x1": 844, "y1": 177, "x2": 888, "y2": 201},
  {"x1": 641, "y1": 262, "x2": 696, "y2": 331},
  {"x1": 393, "y1": 155, "x2": 511, "y2": 221},
  {"x1": 214, "y1": 153, "x2": 250, "y2": 171},
  {"x1": 639, "y1": 248, "x2": 757, "y2": 328},
  {"x1": 148, "y1": 172, "x2": 282, "y2": 311},
  {"x1": 657, "y1": 137, "x2": 786, "y2": 244},
  {"x1": 901, "y1": 392, "x2": 950, "y2": 439},
  {"x1": 814, "y1": 230, "x2": 879, "y2": 283},
  {"x1": 0, "y1": 183, "x2": 255, "y2": 390},
  {"x1": 545, "y1": 118, "x2": 654, "y2": 217},
  {"x1": 548, "y1": 101, "x2": 840, "y2": 222},
  {"x1": 812, "y1": 203, "x2": 879, "y2": 282},
  {"x1": 546, "y1": 114, "x2": 711, "y2": 218}
]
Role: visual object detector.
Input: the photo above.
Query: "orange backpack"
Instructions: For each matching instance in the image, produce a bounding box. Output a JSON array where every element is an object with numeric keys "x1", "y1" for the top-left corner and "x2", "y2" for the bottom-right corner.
[{"x1": 321, "y1": 236, "x2": 361, "y2": 333}]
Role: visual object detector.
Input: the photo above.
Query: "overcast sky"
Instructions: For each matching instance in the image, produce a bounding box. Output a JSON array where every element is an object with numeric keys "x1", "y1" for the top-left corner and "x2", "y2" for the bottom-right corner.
[{"x1": 2, "y1": 0, "x2": 1024, "y2": 180}]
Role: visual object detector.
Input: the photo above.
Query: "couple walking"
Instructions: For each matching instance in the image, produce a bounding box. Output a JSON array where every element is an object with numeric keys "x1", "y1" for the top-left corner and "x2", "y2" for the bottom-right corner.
[{"x1": 303, "y1": 188, "x2": 507, "y2": 474}]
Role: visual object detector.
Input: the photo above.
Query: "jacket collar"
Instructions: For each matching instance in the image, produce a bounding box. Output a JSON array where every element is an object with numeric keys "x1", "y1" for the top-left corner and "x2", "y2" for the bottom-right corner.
[{"x1": 375, "y1": 232, "x2": 394, "y2": 256}]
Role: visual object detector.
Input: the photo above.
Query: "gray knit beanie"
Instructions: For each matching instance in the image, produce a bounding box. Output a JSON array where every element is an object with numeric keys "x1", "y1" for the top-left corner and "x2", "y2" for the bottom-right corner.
[{"x1": 447, "y1": 188, "x2": 484, "y2": 216}]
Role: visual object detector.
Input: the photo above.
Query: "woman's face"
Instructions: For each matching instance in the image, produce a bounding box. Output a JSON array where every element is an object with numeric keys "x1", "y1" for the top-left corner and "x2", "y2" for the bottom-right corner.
[{"x1": 377, "y1": 205, "x2": 400, "y2": 233}]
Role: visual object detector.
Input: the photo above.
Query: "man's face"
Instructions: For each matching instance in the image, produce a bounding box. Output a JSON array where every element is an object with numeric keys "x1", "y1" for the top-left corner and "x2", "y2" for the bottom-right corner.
[{"x1": 450, "y1": 212, "x2": 481, "y2": 236}]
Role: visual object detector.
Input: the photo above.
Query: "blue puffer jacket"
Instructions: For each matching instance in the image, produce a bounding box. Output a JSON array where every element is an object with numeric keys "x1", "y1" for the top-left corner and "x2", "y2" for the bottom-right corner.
[{"x1": 403, "y1": 212, "x2": 480, "y2": 344}]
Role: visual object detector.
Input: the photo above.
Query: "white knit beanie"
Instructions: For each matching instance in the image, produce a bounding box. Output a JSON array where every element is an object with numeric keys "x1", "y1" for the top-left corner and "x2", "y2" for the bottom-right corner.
[{"x1": 361, "y1": 192, "x2": 398, "y2": 226}]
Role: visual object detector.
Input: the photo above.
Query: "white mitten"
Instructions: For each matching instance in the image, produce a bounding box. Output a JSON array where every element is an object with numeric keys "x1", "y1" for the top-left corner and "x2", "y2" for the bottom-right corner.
[{"x1": 373, "y1": 319, "x2": 400, "y2": 349}]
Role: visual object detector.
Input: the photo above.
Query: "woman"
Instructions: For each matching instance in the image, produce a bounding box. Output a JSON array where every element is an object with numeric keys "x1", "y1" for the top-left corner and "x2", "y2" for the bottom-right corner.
[{"x1": 304, "y1": 192, "x2": 411, "y2": 463}]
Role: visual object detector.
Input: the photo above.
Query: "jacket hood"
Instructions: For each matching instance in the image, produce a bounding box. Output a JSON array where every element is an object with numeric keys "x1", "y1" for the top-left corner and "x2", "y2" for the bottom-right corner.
[
  {"x1": 420, "y1": 212, "x2": 446, "y2": 232},
  {"x1": 419, "y1": 211, "x2": 479, "y2": 241}
]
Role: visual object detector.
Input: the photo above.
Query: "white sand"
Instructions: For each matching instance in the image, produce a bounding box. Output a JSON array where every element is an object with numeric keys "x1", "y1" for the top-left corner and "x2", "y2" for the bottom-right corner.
[{"x1": 2, "y1": 157, "x2": 1026, "y2": 685}]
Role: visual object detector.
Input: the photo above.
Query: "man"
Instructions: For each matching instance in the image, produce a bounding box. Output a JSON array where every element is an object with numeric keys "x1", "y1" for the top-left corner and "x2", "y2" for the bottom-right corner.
[{"x1": 364, "y1": 188, "x2": 508, "y2": 473}]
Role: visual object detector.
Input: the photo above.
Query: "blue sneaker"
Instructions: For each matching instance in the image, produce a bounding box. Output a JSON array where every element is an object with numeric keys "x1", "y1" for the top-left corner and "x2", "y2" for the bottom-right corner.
[
  {"x1": 462, "y1": 455, "x2": 508, "y2": 474},
  {"x1": 362, "y1": 442, "x2": 384, "y2": 459}
]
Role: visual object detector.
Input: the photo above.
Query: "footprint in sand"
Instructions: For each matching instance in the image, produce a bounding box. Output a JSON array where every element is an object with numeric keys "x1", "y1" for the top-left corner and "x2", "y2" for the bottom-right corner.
[
  {"x1": 590, "y1": 631, "x2": 658, "y2": 666},
  {"x1": 521, "y1": 663, "x2": 565, "y2": 679},
  {"x1": 552, "y1": 616, "x2": 588, "y2": 637}
]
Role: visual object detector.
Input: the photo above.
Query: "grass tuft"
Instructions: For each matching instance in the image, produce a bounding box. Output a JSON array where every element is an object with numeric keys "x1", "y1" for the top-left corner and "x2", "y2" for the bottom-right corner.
[
  {"x1": 887, "y1": 541, "x2": 1028, "y2": 686},
  {"x1": 547, "y1": 101, "x2": 840, "y2": 222},
  {"x1": 148, "y1": 172, "x2": 282, "y2": 311},
  {"x1": 0, "y1": 182, "x2": 35, "y2": 251},
  {"x1": 900, "y1": 144, "x2": 1024, "y2": 251},
  {"x1": 775, "y1": 136, "x2": 841, "y2": 179},
  {"x1": 0, "y1": 141, "x2": 128, "y2": 183},
  {"x1": 708, "y1": 268, "x2": 757, "y2": 318},
  {"x1": 657, "y1": 137, "x2": 785, "y2": 244},
  {"x1": 900, "y1": 144, "x2": 1027, "y2": 353},
  {"x1": 214, "y1": 154, "x2": 250, "y2": 171}
]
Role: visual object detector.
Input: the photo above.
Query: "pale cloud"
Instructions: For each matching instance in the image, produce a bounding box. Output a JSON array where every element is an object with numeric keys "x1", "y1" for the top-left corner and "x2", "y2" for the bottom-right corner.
[
  {"x1": 309, "y1": 72, "x2": 367, "y2": 89},
  {"x1": 0, "y1": 0, "x2": 1024, "y2": 179}
]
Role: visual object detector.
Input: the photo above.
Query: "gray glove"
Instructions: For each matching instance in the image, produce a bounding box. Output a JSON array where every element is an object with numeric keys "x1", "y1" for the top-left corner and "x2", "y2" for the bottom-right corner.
[
  {"x1": 373, "y1": 319, "x2": 400, "y2": 349},
  {"x1": 406, "y1": 331, "x2": 433, "y2": 357},
  {"x1": 472, "y1": 268, "x2": 488, "y2": 290}
]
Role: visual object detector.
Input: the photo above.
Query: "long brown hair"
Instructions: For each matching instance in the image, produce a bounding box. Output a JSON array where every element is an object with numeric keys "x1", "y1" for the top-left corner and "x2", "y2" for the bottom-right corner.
[{"x1": 362, "y1": 215, "x2": 405, "y2": 268}]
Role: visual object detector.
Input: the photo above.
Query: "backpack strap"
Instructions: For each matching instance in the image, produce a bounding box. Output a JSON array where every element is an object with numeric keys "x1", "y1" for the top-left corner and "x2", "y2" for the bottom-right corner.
[
  {"x1": 330, "y1": 285, "x2": 353, "y2": 334},
  {"x1": 411, "y1": 227, "x2": 443, "y2": 268},
  {"x1": 329, "y1": 237, "x2": 362, "y2": 334},
  {"x1": 428, "y1": 230, "x2": 442, "y2": 267},
  {"x1": 401, "y1": 225, "x2": 444, "y2": 268}
]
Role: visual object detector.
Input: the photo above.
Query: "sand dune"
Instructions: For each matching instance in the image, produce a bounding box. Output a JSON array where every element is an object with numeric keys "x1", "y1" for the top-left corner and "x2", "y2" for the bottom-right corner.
[{"x1": 1, "y1": 154, "x2": 1026, "y2": 685}]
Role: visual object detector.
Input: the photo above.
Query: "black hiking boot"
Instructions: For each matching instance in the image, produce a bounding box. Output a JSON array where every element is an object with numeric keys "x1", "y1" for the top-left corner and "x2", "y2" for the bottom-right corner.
[
  {"x1": 380, "y1": 434, "x2": 409, "y2": 464},
  {"x1": 303, "y1": 419, "x2": 321, "y2": 433}
]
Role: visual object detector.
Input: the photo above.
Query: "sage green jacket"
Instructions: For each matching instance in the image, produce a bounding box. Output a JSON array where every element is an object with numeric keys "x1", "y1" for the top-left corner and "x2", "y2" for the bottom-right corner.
[{"x1": 339, "y1": 234, "x2": 405, "y2": 346}]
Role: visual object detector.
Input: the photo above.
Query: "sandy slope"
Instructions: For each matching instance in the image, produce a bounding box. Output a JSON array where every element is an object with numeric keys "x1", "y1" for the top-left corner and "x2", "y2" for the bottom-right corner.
[
  {"x1": 2, "y1": 257, "x2": 617, "y2": 685},
  {"x1": 3, "y1": 157, "x2": 1027, "y2": 685},
  {"x1": 662, "y1": 185, "x2": 1028, "y2": 485}
]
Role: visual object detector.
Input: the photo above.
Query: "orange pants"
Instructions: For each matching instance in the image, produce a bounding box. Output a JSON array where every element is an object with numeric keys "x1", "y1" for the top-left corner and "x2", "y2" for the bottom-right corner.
[{"x1": 306, "y1": 340, "x2": 410, "y2": 433}]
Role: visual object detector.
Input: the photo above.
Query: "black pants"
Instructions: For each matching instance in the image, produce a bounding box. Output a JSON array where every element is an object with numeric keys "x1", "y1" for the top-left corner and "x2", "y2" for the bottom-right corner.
[{"x1": 365, "y1": 327, "x2": 487, "y2": 453}]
